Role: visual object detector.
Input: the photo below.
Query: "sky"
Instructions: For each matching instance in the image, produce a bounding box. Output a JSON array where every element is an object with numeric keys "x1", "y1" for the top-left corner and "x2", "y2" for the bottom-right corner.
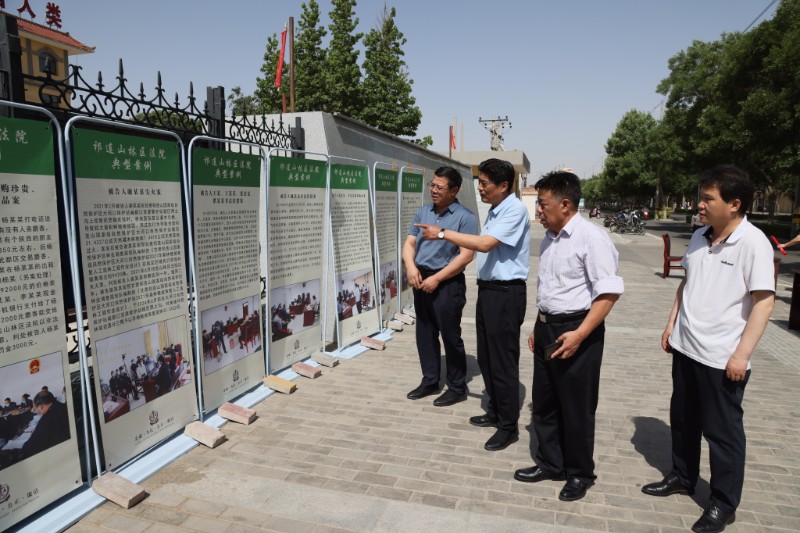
[{"x1": 13, "y1": 0, "x2": 780, "y2": 179}]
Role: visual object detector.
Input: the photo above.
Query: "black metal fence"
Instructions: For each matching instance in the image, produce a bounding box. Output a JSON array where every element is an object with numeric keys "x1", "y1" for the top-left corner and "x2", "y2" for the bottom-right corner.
[{"x1": 21, "y1": 59, "x2": 296, "y2": 149}]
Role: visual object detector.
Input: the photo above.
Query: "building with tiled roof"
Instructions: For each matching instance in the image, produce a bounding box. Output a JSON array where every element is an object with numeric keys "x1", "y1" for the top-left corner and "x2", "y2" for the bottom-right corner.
[{"x1": 3, "y1": 11, "x2": 94, "y2": 106}]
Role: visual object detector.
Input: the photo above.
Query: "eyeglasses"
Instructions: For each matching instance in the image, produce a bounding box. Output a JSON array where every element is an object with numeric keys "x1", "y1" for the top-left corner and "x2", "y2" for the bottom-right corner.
[{"x1": 427, "y1": 181, "x2": 449, "y2": 192}]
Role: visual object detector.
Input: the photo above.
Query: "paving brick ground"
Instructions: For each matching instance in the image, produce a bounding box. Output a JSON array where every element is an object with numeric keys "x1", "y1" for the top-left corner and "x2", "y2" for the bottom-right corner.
[{"x1": 69, "y1": 216, "x2": 800, "y2": 533}]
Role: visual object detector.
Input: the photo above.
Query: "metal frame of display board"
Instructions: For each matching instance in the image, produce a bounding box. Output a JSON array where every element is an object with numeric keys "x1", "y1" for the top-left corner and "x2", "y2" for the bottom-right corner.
[
  {"x1": 324, "y1": 156, "x2": 385, "y2": 358},
  {"x1": 64, "y1": 115, "x2": 194, "y2": 475},
  {"x1": 187, "y1": 136, "x2": 267, "y2": 419},
  {"x1": 371, "y1": 161, "x2": 401, "y2": 334},
  {"x1": 0, "y1": 100, "x2": 93, "y2": 532},
  {"x1": 397, "y1": 165, "x2": 425, "y2": 315},
  {"x1": 265, "y1": 147, "x2": 330, "y2": 374}
]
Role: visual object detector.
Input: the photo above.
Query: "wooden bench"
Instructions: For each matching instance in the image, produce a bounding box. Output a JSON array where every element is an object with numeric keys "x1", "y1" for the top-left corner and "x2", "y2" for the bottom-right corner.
[{"x1": 662, "y1": 234, "x2": 684, "y2": 278}]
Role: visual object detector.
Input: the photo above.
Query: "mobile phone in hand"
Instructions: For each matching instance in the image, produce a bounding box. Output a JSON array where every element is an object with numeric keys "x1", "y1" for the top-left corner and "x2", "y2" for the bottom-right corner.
[{"x1": 544, "y1": 339, "x2": 563, "y2": 360}]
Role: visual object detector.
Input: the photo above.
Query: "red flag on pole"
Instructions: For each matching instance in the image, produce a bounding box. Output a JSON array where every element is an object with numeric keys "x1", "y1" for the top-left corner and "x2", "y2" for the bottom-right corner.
[
  {"x1": 450, "y1": 126, "x2": 456, "y2": 150},
  {"x1": 275, "y1": 26, "x2": 287, "y2": 89}
]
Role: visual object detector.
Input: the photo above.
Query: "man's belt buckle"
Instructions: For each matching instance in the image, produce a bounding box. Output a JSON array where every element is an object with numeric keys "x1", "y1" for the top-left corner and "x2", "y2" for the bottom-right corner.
[{"x1": 538, "y1": 312, "x2": 548, "y2": 324}]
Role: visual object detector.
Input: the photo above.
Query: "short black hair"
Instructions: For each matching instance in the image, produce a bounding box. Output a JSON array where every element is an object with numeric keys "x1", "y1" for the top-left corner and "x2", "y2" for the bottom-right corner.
[
  {"x1": 33, "y1": 391, "x2": 55, "y2": 406},
  {"x1": 698, "y1": 165, "x2": 753, "y2": 215},
  {"x1": 478, "y1": 158, "x2": 515, "y2": 189},
  {"x1": 534, "y1": 170, "x2": 582, "y2": 210},
  {"x1": 433, "y1": 166, "x2": 462, "y2": 189}
]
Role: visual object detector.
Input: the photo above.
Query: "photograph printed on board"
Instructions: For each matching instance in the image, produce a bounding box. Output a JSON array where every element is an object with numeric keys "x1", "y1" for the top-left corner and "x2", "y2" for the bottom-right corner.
[
  {"x1": 335, "y1": 267, "x2": 376, "y2": 321},
  {"x1": 95, "y1": 317, "x2": 191, "y2": 423},
  {"x1": 379, "y1": 261, "x2": 398, "y2": 305},
  {"x1": 201, "y1": 294, "x2": 262, "y2": 376},
  {"x1": 269, "y1": 279, "x2": 321, "y2": 342},
  {"x1": 0, "y1": 352, "x2": 70, "y2": 470}
]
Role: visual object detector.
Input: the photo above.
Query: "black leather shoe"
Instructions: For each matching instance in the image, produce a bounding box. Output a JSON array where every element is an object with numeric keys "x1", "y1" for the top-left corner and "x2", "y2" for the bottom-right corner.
[
  {"x1": 432, "y1": 389, "x2": 467, "y2": 407},
  {"x1": 484, "y1": 429, "x2": 518, "y2": 451},
  {"x1": 642, "y1": 472, "x2": 695, "y2": 497},
  {"x1": 469, "y1": 413, "x2": 498, "y2": 427},
  {"x1": 406, "y1": 383, "x2": 439, "y2": 400},
  {"x1": 691, "y1": 502, "x2": 735, "y2": 533},
  {"x1": 558, "y1": 477, "x2": 595, "y2": 501},
  {"x1": 513, "y1": 465, "x2": 565, "y2": 483}
]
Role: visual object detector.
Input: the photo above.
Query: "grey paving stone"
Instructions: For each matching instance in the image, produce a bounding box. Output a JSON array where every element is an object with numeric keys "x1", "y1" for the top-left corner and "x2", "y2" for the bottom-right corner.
[{"x1": 64, "y1": 221, "x2": 800, "y2": 533}]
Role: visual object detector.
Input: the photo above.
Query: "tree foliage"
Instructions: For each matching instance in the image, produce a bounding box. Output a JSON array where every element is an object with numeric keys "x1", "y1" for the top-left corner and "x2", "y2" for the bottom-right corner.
[
  {"x1": 133, "y1": 110, "x2": 203, "y2": 134},
  {"x1": 358, "y1": 6, "x2": 421, "y2": 136},
  {"x1": 602, "y1": 110, "x2": 658, "y2": 200},
  {"x1": 235, "y1": 1, "x2": 429, "y2": 143},
  {"x1": 322, "y1": 0, "x2": 363, "y2": 117},
  {"x1": 227, "y1": 86, "x2": 259, "y2": 116},
  {"x1": 598, "y1": 0, "x2": 799, "y2": 210},
  {"x1": 295, "y1": 0, "x2": 328, "y2": 112},
  {"x1": 410, "y1": 135, "x2": 433, "y2": 148}
]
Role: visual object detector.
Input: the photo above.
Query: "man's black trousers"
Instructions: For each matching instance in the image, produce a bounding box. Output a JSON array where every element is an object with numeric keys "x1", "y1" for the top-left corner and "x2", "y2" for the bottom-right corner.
[
  {"x1": 532, "y1": 316, "x2": 604, "y2": 481},
  {"x1": 475, "y1": 283, "x2": 526, "y2": 432},
  {"x1": 670, "y1": 350, "x2": 749, "y2": 514},
  {"x1": 413, "y1": 273, "x2": 468, "y2": 394}
]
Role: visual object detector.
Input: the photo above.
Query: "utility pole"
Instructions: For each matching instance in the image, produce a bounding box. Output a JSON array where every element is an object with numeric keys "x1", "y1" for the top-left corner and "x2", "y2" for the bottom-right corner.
[{"x1": 478, "y1": 116, "x2": 511, "y2": 151}]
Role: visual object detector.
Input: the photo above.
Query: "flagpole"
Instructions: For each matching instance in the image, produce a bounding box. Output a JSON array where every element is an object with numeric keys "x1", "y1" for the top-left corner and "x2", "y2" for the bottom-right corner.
[
  {"x1": 449, "y1": 125, "x2": 453, "y2": 158},
  {"x1": 289, "y1": 16, "x2": 295, "y2": 113}
]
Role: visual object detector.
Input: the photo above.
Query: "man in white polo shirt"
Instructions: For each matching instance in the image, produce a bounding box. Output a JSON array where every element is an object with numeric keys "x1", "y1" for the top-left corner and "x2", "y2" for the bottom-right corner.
[{"x1": 642, "y1": 165, "x2": 775, "y2": 533}]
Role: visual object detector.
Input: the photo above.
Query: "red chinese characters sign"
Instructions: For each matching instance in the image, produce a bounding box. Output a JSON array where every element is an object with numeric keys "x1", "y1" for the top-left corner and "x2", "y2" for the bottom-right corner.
[{"x1": 1, "y1": 1, "x2": 64, "y2": 30}]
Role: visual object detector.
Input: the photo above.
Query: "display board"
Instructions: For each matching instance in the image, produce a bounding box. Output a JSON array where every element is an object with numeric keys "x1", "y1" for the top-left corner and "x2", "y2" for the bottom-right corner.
[
  {"x1": 374, "y1": 168, "x2": 399, "y2": 321},
  {"x1": 329, "y1": 163, "x2": 379, "y2": 348},
  {"x1": 399, "y1": 169, "x2": 424, "y2": 312},
  {"x1": 267, "y1": 156, "x2": 327, "y2": 370},
  {"x1": 72, "y1": 127, "x2": 197, "y2": 469},
  {"x1": 0, "y1": 115, "x2": 81, "y2": 529},
  {"x1": 191, "y1": 147, "x2": 264, "y2": 412}
]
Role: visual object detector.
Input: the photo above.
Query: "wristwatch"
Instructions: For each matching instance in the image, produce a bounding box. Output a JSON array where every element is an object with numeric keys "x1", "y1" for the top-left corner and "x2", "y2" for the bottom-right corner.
[{"x1": 437, "y1": 229, "x2": 445, "y2": 240}]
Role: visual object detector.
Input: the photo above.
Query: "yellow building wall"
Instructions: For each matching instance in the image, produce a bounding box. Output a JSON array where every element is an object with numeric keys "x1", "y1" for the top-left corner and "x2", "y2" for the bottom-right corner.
[{"x1": 19, "y1": 35, "x2": 69, "y2": 106}]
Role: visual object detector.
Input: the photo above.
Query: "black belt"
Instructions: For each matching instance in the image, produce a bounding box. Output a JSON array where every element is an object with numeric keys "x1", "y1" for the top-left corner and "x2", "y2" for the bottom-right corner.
[
  {"x1": 537, "y1": 309, "x2": 589, "y2": 324},
  {"x1": 416, "y1": 266, "x2": 442, "y2": 278},
  {"x1": 477, "y1": 279, "x2": 526, "y2": 291},
  {"x1": 416, "y1": 266, "x2": 464, "y2": 282}
]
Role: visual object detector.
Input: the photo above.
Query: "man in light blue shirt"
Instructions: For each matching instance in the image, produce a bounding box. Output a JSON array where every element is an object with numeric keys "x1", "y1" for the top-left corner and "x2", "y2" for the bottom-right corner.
[{"x1": 415, "y1": 158, "x2": 530, "y2": 452}]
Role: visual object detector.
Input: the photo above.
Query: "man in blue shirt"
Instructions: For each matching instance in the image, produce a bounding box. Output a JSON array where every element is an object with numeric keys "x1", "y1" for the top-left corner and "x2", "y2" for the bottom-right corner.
[
  {"x1": 403, "y1": 166, "x2": 479, "y2": 406},
  {"x1": 416, "y1": 159, "x2": 530, "y2": 451}
]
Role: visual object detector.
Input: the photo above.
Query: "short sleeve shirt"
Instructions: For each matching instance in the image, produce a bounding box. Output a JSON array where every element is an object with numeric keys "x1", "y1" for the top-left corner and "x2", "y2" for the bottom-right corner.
[
  {"x1": 669, "y1": 217, "x2": 775, "y2": 370},
  {"x1": 537, "y1": 214, "x2": 624, "y2": 313},
  {"x1": 476, "y1": 194, "x2": 531, "y2": 281},
  {"x1": 407, "y1": 201, "x2": 479, "y2": 270}
]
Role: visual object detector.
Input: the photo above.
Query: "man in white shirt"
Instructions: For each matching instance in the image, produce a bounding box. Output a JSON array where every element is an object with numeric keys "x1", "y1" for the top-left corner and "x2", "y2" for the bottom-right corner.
[
  {"x1": 642, "y1": 165, "x2": 775, "y2": 533},
  {"x1": 513, "y1": 170, "x2": 623, "y2": 502}
]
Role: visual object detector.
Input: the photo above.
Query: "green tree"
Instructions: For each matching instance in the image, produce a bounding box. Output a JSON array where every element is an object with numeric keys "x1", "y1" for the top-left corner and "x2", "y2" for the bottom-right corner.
[
  {"x1": 294, "y1": 0, "x2": 328, "y2": 111},
  {"x1": 227, "y1": 86, "x2": 259, "y2": 116},
  {"x1": 322, "y1": 0, "x2": 363, "y2": 117},
  {"x1": 657, "y1": 0, "x2": 800, "y2": 217},
  {"x1": 133, "y1": 110, "x2": 203, "y2": 134},
  {"x1": 358, "y1": 5, "x2": 421, "y2": 136},
  {"x1": 254, "y1": 33, "x2": 286, "y2": 114},
  {"x1": 580, "y1": 177, "x2": 604, "y2": 204},
  {"x1": 410, "y1": 135, "x2": 433, "y2": 149},
  {"x1": 602, "y1": 110, "x2": 659, "y2": 202}
]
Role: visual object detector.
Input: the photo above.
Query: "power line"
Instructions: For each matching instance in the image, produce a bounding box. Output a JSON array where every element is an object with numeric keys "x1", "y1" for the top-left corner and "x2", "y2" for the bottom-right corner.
[{"x1": 744, "y1": 0, "x2": 778, "y2": 32}]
